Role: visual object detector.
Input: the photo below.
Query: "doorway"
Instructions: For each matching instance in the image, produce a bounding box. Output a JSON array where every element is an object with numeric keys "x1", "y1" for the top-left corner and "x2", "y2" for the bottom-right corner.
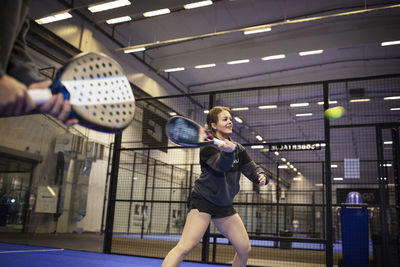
[{"x1": 0, "y1": 156, "x2": 35, "y2": 232}]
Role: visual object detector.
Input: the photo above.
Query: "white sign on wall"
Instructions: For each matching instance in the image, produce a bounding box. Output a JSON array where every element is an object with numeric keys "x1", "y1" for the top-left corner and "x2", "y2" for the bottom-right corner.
[{"x1": 35, "y1": 186, "x2": 59, "y2": 213}]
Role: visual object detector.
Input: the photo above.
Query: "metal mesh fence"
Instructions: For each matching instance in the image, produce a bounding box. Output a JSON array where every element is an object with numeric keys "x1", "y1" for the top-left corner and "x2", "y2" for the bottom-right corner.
[{"x1": 103, "y1": 74, "x2": 400, "y2": 267}]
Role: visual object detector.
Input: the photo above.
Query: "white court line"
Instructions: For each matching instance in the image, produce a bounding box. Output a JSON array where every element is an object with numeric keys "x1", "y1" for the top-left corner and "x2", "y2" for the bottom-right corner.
[
  {"x1": 247, "y1": 258, "x2": 335, "y2": 267},
  {"x1": 0, "y1": 248, "x2": 64, "y2": 254}
]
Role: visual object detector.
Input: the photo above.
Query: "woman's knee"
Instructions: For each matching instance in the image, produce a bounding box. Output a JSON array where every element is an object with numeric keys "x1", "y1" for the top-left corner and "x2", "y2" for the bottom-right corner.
[
  {"x1": 236, "y1": 243, "x2": 251, "y2": 257},
  {"x1": 175, "y1": 242, "x2": 197, "y2": 257}
]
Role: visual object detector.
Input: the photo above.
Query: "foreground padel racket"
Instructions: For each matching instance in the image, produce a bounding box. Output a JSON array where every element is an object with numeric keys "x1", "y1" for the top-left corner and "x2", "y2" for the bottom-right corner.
[
  {"x1": 166, "y1": 116, "x2": 225, "y2": 147},
  {"x1": 28, "y1": 52, "x2": 135, "y2": 133}
]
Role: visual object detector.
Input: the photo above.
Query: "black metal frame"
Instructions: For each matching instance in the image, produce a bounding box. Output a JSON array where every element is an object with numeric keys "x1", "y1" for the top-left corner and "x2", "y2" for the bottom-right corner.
[{"x1": 103, "y1": 74, "x2": 400, "y2": 267}]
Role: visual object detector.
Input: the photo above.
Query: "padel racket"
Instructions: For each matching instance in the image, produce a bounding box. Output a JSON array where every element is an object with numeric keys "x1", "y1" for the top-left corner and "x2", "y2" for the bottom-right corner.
[
  {"x1": 28, "y1": 52, "x2": 135, "y2": 133},
  {"x1": 166, "y1": 116, "x2": 225, "y2": 147}
]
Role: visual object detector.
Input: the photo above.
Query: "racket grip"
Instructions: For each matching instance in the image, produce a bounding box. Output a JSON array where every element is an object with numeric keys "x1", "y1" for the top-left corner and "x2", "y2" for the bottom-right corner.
[
  {"x1": 213, "y1": 138, "x2": 225, "y2": 146},
  {"x1": 28, "y1": 89, "x2": 53, "y2": 105}
]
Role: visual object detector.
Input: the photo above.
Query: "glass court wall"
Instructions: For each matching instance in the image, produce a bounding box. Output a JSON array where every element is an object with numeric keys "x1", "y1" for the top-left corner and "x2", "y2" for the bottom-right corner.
[{"x1": 103, "y1": 74, "x2": 400, "y2": 267}]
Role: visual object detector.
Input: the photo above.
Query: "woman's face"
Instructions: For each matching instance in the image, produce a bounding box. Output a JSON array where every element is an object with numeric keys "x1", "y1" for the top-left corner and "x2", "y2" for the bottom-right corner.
[{"x1": 213, "y1": 110, "x2": 233, "y2": 138}]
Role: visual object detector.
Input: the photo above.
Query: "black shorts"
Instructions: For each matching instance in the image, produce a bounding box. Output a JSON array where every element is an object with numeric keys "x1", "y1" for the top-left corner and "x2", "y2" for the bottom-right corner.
[{"x1": 188, "y1": 191, "x2": 236, "y2": 218}]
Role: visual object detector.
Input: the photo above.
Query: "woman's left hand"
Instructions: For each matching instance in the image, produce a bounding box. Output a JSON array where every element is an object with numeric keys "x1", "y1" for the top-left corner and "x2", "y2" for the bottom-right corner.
[{"x1": 257, "y1": 172, "x2": 267, "y2": 186}]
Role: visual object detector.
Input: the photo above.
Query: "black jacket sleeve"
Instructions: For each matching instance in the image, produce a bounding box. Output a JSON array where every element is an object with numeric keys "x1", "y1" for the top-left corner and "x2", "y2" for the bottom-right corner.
[
  {"x1": 200, "y1": 145, "x2": 235, "y2": 173},
  {"x1": 238, "y1": 144, "x2": 268, "y2": 184},
  {"x1": 7, "y1": 19, "x2": 45, "y2": 85},
  {"x1": 0, "y1": 1, "x2": 44, "y2": 85}
]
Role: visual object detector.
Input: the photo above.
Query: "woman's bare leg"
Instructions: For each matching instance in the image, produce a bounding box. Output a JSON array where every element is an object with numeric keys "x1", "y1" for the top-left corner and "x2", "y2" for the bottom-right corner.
[
  {"x1": 162, "y1": 209, "x2": 211, "y2": 267},
  {"x1": 212, "y1": 213, "x2": 251, "y2": 267}
]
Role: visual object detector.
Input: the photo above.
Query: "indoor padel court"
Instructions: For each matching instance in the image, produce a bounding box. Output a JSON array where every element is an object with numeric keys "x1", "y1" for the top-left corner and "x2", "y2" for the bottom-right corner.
[
  {"x1": 1, "y1": 1, "x2": 400, "y2": 267},
  {"x1": 0, "y1": 243, "x2": 224, "y2": 267}
]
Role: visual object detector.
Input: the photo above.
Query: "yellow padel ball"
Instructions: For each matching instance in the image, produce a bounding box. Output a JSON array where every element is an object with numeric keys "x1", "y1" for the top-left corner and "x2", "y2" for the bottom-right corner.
[{"x1": 324, "y1": 106, "x2": 345, "y2": 120}]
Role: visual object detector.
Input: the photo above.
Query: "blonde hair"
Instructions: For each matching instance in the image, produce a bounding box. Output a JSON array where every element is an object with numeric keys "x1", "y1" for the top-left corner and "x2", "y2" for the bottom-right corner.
[{"x1": 206, "y1": 106, "x2": 231, "y2": 134}]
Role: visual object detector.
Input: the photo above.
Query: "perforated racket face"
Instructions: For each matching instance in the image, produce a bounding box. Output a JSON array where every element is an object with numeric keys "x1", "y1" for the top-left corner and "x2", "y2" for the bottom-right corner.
[
  {"x1": 166, "y1": 116, "x2": 211, "y2": 147},
  {"x1": 59, "y1": 52, "x2": 135, "y2": 132}
]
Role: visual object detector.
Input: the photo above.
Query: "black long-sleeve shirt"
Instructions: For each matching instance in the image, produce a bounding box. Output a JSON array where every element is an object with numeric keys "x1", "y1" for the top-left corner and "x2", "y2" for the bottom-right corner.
[
  {"x1": 193, "y1": 141, "x2": 268, "y2": 206},
  {"x1": 0, "y1": 0, "x2": 43, "y2": 85}
]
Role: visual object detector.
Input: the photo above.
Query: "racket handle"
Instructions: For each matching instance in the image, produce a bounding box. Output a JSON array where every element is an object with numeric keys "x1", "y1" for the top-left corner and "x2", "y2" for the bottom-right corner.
[
  {"x1": 28, "y1": 89, "x2": 53, "y2": 105},
  {"x1": 213, "y1": 138, "x2": 225, "y2": 146},
  {"x1": 213, "y1": 138, "x2": 236, "y2": 153}
]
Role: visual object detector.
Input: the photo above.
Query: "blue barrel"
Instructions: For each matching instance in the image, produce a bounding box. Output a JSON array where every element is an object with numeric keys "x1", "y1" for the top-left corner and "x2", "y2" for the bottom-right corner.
[
  {"x1": 346, "y1": 191, "x2": 363, "y2": 204},
  {"x1": 340, "y1": 192, "x2": 369, "y2": 267}
]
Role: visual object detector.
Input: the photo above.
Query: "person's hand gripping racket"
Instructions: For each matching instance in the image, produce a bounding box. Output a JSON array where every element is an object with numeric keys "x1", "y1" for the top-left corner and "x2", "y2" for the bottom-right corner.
[
  {"x1": 29, "y1": 80, "x2": 78, "y2": 126},
  {"x1": 217, "y1": 138, "x2": 236, "y2": 153},
  {"x1": 27, "y1": 52, "x2": 135, "y2": 133}
]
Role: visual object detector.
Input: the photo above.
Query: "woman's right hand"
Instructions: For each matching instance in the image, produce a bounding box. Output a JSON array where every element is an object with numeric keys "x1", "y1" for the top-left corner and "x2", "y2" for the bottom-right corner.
[{"x1": 218, "y1": 139, "x2": 236, "y2": 153}]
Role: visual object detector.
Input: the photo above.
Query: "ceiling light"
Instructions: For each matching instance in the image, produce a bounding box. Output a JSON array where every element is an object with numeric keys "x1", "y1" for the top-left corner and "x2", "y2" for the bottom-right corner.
[
  {"x1": 296, "y1": 113, "x2": 313, "y2": 117},
  {"x1": 231, "y1": 107, "x2": 249, "y2": 111},
  {"x1": 281, "y1": 158, "x2": 287, "y2": 162},
  {"x1": 244, "y1": 27, "x2": 271, "y2": 35},
  {"x1": 333, "y1": 177, "x2": 344, "y2": 181},
  {"x1": 35, "y1": 11, "x2": 72, "y2": 24},
  {"x1": 204, "y1": 110, "x2": 209, "y2": 114},
  {"x1": 234, "y1": 117, "x2": 243, "y2": 123},
  {"x1": 390, "y1": 107, "x2": 400, "y2": 111},
  {"x1": 278, "y1": 165, "x2": 288, "y2": 169},
  {"x1": 384, "y1": 96, "x2": 400, "y2": 100},
  {"x1": 256, "y1": 135, "x2": 263, "y2": 141},
  {"x1": 143, "y1": 8, "x2": 171, "y2": 17},
  {"x1": 258, "y1": 105, "x2": 277, "y2": 109},
  {"x1": 227, "y1": 59, "x2": 250, "y2": 65},
  {"x1": 164, "y1": 67, "x2": 184, "y2": 72},
  {"x1": 251, "y1": 145, "x2": 264, "y2": 149},
  {"x1": 315, "y1": 183, "x2": 323, "y2": 187},
  {"x1": 299, "y1": 49, "x2": 324, "y2": 56},
  {"x1": 169, "y1": 112, "x2": 177, "y2": 116},
  {"x1": 261, "y1": 54, "x2": 285, "y2": 60},
  {"x1": 88, "y1": 0, "x2": 131, "y2": 13},
  {"x1": 384, "y1": 141, "x2": 393, "y2": 145},
  {"x1": 350, "y1": 98, "x2": 370, "y2": 102},
  {"x1": 331, "y1": 164, "x2": 338, "y2": 168},
  {"x1": 290, "y1": 103, "x2": 309, "y2": 107},
  {"x1": 289, "y1": 165, "x2": 294, "y2": 169},
  {"x1": 317, "y1": 100, "x2": 338, "y2": 105},
  {"x1": 293, "y1": 168, "x2": 297, "y2": 172},
  {"x1": 381, "y1": 40, "x2": 400, "y2": 46},
  {"x1": 297, "y1": 172, "x2": 302, "y2": 175},
  {"x1": 286, "y1": 162, "x2": 291, "y2": 166},
  {"x1": 184, "y1": 0, "x2": 213, "y2": 9},
  {"x1": 194, "y1": 63, "x2": 216, "y2": 69},
  {"x1": 124, "y1": 47, "x2": 146, "y2": 53},
  {"x1": 293, "y1": 177, "x2": 302, "y2": 181},
  {"x1": 106, "y1": 16, "x2": 132, "y2": 24},
  {"x1": 274, "y1": 151, "x2": 279, "y2": 156},
  {"x1": 116, "y1": 4, "x2": 400, "y2": 53},
  {"x1": 383, "y1": 163, "x2": 392, "y2": 167}
]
